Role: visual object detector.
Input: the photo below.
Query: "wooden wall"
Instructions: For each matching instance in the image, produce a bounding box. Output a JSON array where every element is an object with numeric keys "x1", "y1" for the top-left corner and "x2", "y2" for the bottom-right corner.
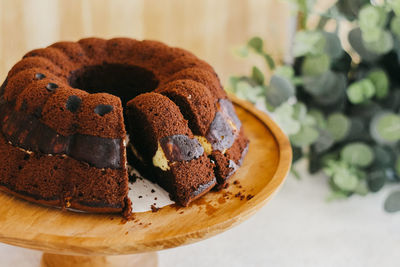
[{"x1": 0, "y1": 0, "x2": 292, "y2": 83}]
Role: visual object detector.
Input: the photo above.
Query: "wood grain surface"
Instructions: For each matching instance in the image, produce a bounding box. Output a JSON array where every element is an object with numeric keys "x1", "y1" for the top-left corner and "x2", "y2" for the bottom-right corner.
[
  {"x1": 0, "y1": 0, "x2": 292, "y2": 83},
  {"x1": 0, "y1": 96, "x2": 292, "y2": 256}
]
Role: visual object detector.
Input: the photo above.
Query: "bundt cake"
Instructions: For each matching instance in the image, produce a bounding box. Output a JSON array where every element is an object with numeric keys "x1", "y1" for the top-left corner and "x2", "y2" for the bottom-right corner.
[{"x1": 0, "y1": 37, "x2": 249, "y2": 216}]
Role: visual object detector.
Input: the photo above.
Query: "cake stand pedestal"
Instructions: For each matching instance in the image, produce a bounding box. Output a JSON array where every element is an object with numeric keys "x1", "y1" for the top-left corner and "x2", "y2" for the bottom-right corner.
[{"x1": 0, "y1": 96, "x2": 292, "y2": 267}]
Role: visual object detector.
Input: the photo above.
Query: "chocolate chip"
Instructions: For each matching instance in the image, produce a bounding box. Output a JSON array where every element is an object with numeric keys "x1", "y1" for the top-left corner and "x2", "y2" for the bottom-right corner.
[
  {"x1": 160, "y1": 135, "x2": 204, "y2": 161},
  {"x1": 35, "y1": 73, "x2": 46, "y2": 80},
  {"x1": 46, "y1": 82, "x2": 58, "y2": 91},
  {"x1": 94, "y1": 104, "x2": 113, "y2": 116},
  {"x1": 66, "y1": 95, "x2": 82, "y2": 113}
]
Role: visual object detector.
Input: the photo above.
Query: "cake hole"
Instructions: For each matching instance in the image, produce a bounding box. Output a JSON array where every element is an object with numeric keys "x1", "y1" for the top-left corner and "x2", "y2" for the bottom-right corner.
[{"x1": 68, "y1": 63, "x2": 159, "y2": 107}]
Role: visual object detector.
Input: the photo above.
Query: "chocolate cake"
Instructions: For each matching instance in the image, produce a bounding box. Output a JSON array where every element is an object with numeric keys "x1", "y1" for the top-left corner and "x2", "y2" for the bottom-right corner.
[{"x1": 0, "y1": 37, "x2": 249, "y2": 216}]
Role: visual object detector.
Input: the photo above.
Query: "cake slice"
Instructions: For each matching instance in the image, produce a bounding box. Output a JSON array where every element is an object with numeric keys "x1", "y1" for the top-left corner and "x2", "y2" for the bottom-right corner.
[{"x1": 126, "y1": 93, "x2": 216, "y2": 205}]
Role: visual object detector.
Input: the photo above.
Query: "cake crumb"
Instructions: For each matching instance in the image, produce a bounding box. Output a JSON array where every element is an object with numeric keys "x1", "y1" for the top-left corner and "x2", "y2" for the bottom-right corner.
[
  {"x1": 246, "y1": 194, "x2": 254, "y2": 200},
  {"x1": 154, "y1": 197, "x2": 158, "y2": 200},
  {"x1": 151, "y1": 205, "x2": 160, "y2": 212},
  {"x1": 138, "y1": 195, "x2": 143, "y2": 198},
  {"x1": 151, "y1": 189, "x2": 156, "y2": 193},
  {"x1": 233, "y1": 180, "x2": 239, "y2": 185}
]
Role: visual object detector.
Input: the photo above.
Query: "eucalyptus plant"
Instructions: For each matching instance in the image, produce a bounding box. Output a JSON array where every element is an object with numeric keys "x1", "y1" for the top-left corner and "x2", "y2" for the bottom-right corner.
[{"x1": 228, "y1": 0, "x2": 400, "y2": 212}]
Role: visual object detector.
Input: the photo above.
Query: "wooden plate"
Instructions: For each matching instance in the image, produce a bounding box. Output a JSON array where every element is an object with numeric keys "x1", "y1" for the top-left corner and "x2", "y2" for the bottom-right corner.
[{"x1": 0, "y1": 96, "x2": 292, "y2": 256}]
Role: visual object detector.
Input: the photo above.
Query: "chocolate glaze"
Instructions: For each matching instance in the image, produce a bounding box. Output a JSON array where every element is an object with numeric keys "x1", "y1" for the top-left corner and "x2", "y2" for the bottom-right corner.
[
  {"x1": 160, "y1": 134, "x2": 204, "y2": 161},
  {"x1": 206, "y1": 99, "x2": 242, "y2": 152},
  {"x1": 0, "y1": 100, "x2": 122, "y2": 169},
  {"x1": 69, "y1": 135, "x2": 121, "y2": 169},
  {"x1": 219, "y1": 99, "x2": 241, "y2": 129},
  {"x1": 190, "y1": 177, "x2": 217, "y2": 198}
]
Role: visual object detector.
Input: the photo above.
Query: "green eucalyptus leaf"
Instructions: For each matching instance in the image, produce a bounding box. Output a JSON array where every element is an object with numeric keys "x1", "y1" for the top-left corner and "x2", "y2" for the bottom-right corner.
[
  {"x1": 359, "y1": 5, "x2": 388, "y2": 33},
  {"x1": 373, "y1": 146, "x2": 395, "y2": 168},
  {"x1": 354, "y1": 180, "x2": 369, "y2": 196},
  {"x1": 301, "y1": 53, "x2": 331, "y2": 76},
  {"x1": 290, "y1": 125, "x2": 319, "y2": 147},
  {"x1": 348, "y1": 28, "x2": 380, "y2": 62},
  {"x1": 324, "y1": 160, "x2": 359, "y2": 191},
  {"x1": 327, "y1": 113, "x2": 351, "y2": 141},
  {"x1": 308, "y1": 109, "x2": 326, "y2": 129},
  {"x1": 346, "y1": 117, "x2": 368, "y2": 142},
  {"x1": 331, "y1": 51, "x2": 352, "y2": 73},
  {"x1": 303, "y1": 70, "x2": 341, "y2": 97},
  {"x1": 395, "y1": 156, "x2": 400, "y2": 177},
  {"x1": 263, "y1": 53, "x2": 276, "y2": 70},
  {"x1": 234, "y1": 81, "x2": 264, "y2": 103},
  {"x1": 337, "y1": 0, "x2": 370, "y2": 21},
  {"x1": 346, "y1": 79, "x2": 375, "y2": 104},
  {"x1": 367, "y1": 70, "x2": 389, "y2": 99},
  {"x1": 251, "y1": 66, "x2": 264, "y2": 85},
  {"x1": 247, "y1": 37, "x2": 263, "y2": 53},
  {"x1": 340, "y1": 142, "x2": 374, "y2": 167},
  {"x1": 293, "y1": 30, "x2": 325, "y2": 57},
  {"x1": 312, "y1": 73, "x2": 347, "y2": 107},
  {"x1": 273, "y1": 103, "x2": 301, "y2": 135},
  {"x1": 384, "y1": 191, "x2": 400, "y2": 213},
  {"x1": 274, "y1": 65, "x2": 295, "y2": 81},
  {"x1": 362, "y1": 27, "x2": 384, "y2": 43},
  {"x1": 312, "y1": 129, "x2": 335, "y2": 154},
  {"x1": 292, "y1": 102, "x2": 307, "y2": 121},
  {"x1": 390, "y1": 16, "x2": 400, "y2": 38},
  {"x1": 367, "y1": 168, "x2": 386, "y2": 192},
  {"x1": 322, "y1": 31, "x2": 343, "y2": 59},
  {"x1": 227, "y1": 76, "x2": 240, "y2": 93},
  {"x1": 302, "y1": 114, "x2": 317, "y2": 126},
  {"x1": 388, "y1": 0, "x2": 400, "y2": 17},
  {"x1": 370, "y1": 112, "x2": 400, "y2": 144},
  {"x1": 266, "y1": 75, "x2": 295, "y2": 107},
  {"x1": 364, "y1": 31, "x2": 394, "y2": 55}
]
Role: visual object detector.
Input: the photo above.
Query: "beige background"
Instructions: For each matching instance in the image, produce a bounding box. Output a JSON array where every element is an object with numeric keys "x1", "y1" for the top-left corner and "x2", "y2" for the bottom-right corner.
[{"x1": 0, "y1": 0, "x2": 292, "y2": 84}]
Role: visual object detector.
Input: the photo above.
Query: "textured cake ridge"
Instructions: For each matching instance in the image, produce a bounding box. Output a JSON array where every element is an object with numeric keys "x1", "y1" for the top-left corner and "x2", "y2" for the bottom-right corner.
[{"x1": 0, "y1": 37, "x2": 249, "y2": 215}]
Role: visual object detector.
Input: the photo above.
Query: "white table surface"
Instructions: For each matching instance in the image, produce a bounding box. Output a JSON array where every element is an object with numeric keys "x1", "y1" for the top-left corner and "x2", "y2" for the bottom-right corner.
[{"x1": 1, "y1": 161, "x2": 399, "y2": 267}]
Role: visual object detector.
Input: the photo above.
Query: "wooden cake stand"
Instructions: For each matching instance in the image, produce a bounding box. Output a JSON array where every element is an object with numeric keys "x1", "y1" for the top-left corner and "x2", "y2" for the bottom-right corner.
[{"x1": 0, "y1": 96, "x2": 292, "y2": 267}]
